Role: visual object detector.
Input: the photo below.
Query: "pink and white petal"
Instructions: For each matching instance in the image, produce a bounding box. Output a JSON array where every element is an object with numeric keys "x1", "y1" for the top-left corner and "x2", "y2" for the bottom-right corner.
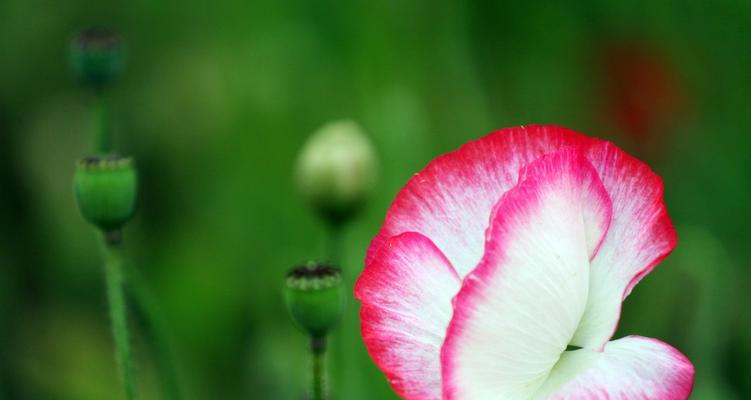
[
  {"x1": 571, "y1": 141, "x2": 678, "y2": 350},
  {"x1": 365, "y1": 125, "x2": 595, "y2": 278},
  {"x1": 355, "y1": 232, "x2": 461, "y2": 400},
  {"x1": 533, "y1": 336, "x2": 694, "y2": 399},
  {"x1": 441, "y1": 149, "x2": 612, "y2": 400}
]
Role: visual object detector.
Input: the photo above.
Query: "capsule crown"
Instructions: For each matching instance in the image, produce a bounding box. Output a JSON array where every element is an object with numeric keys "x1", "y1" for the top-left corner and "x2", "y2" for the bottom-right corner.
[
  {"x1": 284, "y1": 263, "x2": 346, "y2": 338},
  {"x1": 74, "y1": 155, "x2": 137, "y2": 232},
  {"x1": 70, "y1": 28, "x2": 124, "y2": 89}
]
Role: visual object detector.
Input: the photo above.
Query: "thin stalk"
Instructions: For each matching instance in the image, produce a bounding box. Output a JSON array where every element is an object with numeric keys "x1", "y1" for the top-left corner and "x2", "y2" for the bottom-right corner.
[
  {"x1": 101, "y1": 233, "x2": 138, "y2": 400},
  {"x1": 125, "y1": 267, "x2": 182, "y2": 400},
  {"x1": 310, "y1": 337, "x2": 327, "y2": 400},
  {"x1": 326, "y1": 221, "x2": 366, "y2": 399},
  {"x1": 326, "y1": 222, "x2": 344, "y2": 399},
  {"x1": 327, "y1": 222, "x2": 343, "y2": 268},
  {"x1": 94, "y1": 92, "x2": 112, "y2": 154}
]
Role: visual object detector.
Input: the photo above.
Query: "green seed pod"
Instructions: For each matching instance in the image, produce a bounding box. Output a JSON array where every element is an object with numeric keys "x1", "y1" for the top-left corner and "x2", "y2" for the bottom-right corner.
[
  {"x1": 74, "y1": 155, "x2": 137, "y2": 232},
  {"x1": 284, "y1": 263, "x2": 346, "y2": 338},
  {"x1": 70, "y1": 27, "x2": 124, "y2": 89},
  {"x1": 296, "y1": 120, "x2": 378, "y2": 225}
]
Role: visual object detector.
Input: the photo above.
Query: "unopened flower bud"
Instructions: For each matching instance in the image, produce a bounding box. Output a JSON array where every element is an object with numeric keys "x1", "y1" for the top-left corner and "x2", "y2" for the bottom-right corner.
[
  {"x1": 296, "y1": 120, "x2": 378, "y2": 225},
  {"x1": 74, "y1": 155, "x2": 137, "y2": 232},
  {"x1": 284, "y1": 263, "x2": 345, "y2": 338},
  {"x1": 70, "y1": 28, "x2": 124, "y2": 89}
]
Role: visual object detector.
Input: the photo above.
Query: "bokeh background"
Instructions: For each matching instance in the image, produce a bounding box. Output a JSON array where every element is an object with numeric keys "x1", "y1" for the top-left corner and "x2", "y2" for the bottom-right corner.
[{"x1": 1, "y1": 1, "x2": 750, "y2": 399}]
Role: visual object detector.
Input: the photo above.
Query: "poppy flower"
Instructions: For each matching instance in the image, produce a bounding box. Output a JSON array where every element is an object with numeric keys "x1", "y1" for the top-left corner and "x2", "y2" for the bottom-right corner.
[{"x1": 355, "y1": 126, "x2": 694, "y2": 399}]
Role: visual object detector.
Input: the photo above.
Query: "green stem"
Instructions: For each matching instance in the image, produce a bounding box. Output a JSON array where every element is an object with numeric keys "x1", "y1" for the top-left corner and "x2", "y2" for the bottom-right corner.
[
  {"x1": 327, "y1": 221, "x2": 366, "y2": 399},
  {"x1": 327, "y1": 223, "x2": 343, "y2": 269},
  {"x1": 326, "y1": 223, "x2": 343, "y2": 399},
  {"x1": 310, "y1": 337, "x2": 327, "y2": 400},
  {"x1": 125, "y1": 267, "x2": 182, "y2": 400},
  {"x1": 101, "y1": 233, "x2": 138, "y2": 400},
  {"x1": 94, "y1": 92, "x2": 112, "y2": 154}
]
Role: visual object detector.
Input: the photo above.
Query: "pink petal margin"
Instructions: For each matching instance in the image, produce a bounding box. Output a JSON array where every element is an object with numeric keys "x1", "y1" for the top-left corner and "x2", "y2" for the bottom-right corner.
[
  {"x1": 570, "y1": 141, "x2": 678, "y2": 350},
  {"x1": 355, "y1": 232, "x2": 461, "y2": 400},
  {"x1": 365, "y1": 125, "x2": 594, "y2": 278}
]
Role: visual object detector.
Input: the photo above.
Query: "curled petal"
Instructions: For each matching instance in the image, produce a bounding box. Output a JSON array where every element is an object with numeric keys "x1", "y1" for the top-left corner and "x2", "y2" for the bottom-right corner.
[
  {"x1": 571, "y1": 141, "x2": 678, "y2": 349},
  {"x1": 441, "y1": 149, "x2": 612, "y2": 399},
  {"x1": 534, "y1": 336, "x2": 694, "y2": 399}
]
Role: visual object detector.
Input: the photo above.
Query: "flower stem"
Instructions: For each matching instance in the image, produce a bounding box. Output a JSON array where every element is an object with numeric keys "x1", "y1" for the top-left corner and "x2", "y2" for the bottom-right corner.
[
  {"x1": 125, "y1": 267, "x2": 182, "y2": 400},
  {"x1": 101, "y1": 233, "x2": 138, "y2": 400},
  {"x1": 325, "y1": 222, "x2": 344, "y2": 398},
  {"x1": 327, "y1": 222, "x2": 343, "y2": 268},
  {"x1": 94, "y1": 92, "x2": 112, "y2": 154},
  {"x1": 310, "y1": 337, "x2": 327, "y2": 400}
]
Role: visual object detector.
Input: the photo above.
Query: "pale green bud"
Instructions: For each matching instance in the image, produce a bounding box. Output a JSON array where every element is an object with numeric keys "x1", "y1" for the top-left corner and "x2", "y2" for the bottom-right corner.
[{"x1": 296, "y1": 120, "x2": 378, "y2": 225}]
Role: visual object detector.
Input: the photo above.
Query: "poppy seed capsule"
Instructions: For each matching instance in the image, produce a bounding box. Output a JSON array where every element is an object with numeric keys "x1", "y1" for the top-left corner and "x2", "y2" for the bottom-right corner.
[
  {"x1": 284, "y1": 263, "x2": 345, "y2": 339},
  {"x1": 296, "y1": 120, "x2": 378, "y2": 225},
  {"x1": 74, "y1": 155, "x2": 137, "y2": 232},
  {"x1": 70, "y1": 28, "x2": 124, "y2": 89}
]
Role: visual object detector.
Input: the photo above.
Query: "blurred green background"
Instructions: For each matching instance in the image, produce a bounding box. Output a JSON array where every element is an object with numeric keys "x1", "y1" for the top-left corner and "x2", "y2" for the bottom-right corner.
[{"x1": 1, "y1": 0, "x2": 750, "y2": 399}]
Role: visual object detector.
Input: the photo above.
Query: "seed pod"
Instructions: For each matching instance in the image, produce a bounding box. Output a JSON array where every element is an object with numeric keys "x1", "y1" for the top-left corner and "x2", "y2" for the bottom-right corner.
[
  {"x1": 296, "y1": 120, "x2": 378, "y2": 225},
  {"x1": 70, "y1": 27, "x2": 124, "y2": 89},
  {"x1": 284, "y1": 263, "x2": 346, "y2": 338},
  {"x1": 74, "y1": 155, "x2": 137, "y2": 232}
]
